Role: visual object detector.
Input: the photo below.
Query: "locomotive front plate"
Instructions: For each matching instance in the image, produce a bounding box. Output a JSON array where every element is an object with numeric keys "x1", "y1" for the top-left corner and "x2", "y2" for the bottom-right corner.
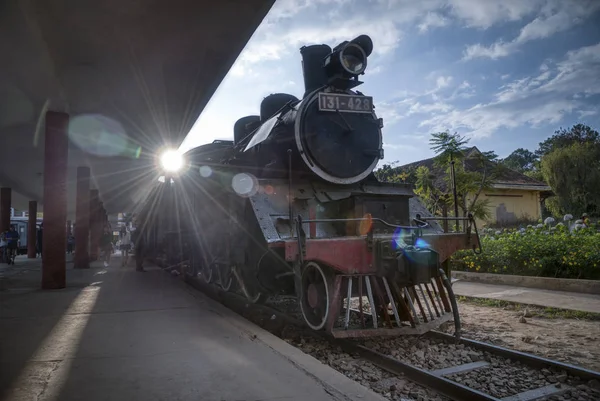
[{"x1": 318, "y1": 93, "x2": 373, "y2": 114}]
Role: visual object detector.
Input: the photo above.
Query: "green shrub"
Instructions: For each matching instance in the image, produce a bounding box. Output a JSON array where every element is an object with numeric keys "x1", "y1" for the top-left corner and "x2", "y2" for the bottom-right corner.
[{"x1": 451, "y1": 224, "x2": 600, "y2": 280}]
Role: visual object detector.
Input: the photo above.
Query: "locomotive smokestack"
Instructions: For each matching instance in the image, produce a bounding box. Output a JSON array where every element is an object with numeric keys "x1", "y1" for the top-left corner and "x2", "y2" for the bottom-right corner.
[{"x1": 300, "y1": 44, "x2": 332, "y2": 97}]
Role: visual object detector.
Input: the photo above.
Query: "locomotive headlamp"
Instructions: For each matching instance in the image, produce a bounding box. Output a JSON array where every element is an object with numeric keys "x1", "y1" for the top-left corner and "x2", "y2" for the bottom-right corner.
[
  {"x1": 340, "y1": 43, "x2": 367, "y2": 75},
  {"x1": 323, "y1": 34, "x2": 373, "y2": 89}
]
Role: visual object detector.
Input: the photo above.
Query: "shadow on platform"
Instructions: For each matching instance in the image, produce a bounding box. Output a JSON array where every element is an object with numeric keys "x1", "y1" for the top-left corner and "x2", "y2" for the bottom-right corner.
[{"x1": 1, "y1": 255, "x2": 381, "y2": 401}]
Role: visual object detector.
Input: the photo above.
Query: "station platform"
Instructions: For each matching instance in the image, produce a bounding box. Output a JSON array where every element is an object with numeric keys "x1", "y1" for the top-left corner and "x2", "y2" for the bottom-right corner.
[
  {"x1": 452, "y1": 280, "x2": 600, "y2": 314},
  {"x1": 0, "y1": 255, "x2": 384, "y2": 401}
]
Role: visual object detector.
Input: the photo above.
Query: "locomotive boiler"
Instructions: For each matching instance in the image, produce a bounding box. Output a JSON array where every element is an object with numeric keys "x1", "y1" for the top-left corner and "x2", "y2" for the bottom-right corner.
[{"x1": 139, "y1": 34, "x2": 481, "y2": 338}]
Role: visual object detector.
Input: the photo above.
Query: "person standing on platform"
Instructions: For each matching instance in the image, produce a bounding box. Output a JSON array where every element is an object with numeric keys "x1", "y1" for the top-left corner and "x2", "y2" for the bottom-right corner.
[
  {"x1": 36, "y1": 223, "x2": 43, "y2": 258},
  {"x1": 119, "y1": 227, "x2": 132, "y2": 267},
  {"x1": 100, "y1": 226, "x2": 113, "y2": 267},
  {"x1": 67, "y1": 233, "x2": 75, "y2": 254},
  {"x1": 131, "y1": 226, "x2": 146, "y2": 273},
  {"x1": 0, "y1": 230, "x2": 8, "y2": 264},
  {"x1": 5, "y1": 225, "x2": 20, "y2": 264}
]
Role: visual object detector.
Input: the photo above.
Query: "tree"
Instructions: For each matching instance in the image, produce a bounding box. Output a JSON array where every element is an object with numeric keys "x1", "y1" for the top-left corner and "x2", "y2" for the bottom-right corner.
[
  {"x1": 502, "y1": 148, "x2": 538, "y2": 173},
  {"x1": 374, "y1": 162, "x2": 417, "y2": 184},
  {"x1": 429, "y1": 131, "x2": 470, "y2": 163},
  {"x1": 536, "y1": 124, "x2": 600, "y2": 157},
  {"x1": 541, "y1": 141, "x2": 600, "y2": 217},
  {"x1": 413, "y1": 165, "x2": 450, "y2": 216},
  {"x1": 376, "y1": 132, "x2": 505, "y2": 224},
  {"x1": 417, "y1": 132, "x2": 502, "y2": 223}
]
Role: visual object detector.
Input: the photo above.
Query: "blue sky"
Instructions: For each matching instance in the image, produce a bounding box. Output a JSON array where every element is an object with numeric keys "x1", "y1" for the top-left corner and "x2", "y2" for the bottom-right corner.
[{"x1": 179, "y1": 0, "x2": 600, "y2": 166}]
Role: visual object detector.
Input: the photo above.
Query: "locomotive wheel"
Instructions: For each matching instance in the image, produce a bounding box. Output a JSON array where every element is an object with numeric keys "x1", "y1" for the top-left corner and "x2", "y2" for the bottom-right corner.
[{"x1": 300, "y1": 262, "x2": 333, "y2": 331}]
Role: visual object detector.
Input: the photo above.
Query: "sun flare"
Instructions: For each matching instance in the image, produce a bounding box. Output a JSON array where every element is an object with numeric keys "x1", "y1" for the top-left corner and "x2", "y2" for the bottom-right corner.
[{"x1": 160, "y1": 149, "x2": 183, "y2": 172}]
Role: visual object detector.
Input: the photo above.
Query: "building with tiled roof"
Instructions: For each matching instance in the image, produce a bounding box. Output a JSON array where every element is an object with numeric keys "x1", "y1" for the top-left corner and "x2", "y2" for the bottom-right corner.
[{"x1": 396, "y1": 147, "x2": 553, "y2": 227}]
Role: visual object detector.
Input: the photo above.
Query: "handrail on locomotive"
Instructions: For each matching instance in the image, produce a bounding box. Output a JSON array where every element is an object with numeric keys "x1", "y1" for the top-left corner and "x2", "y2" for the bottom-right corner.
[{"x1": 293, "y1": 213, "x2": 482, "y2": 261}]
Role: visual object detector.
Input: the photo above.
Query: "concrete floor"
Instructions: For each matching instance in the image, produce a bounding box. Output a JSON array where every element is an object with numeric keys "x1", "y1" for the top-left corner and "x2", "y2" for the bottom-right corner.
[
  {"x1": 453, "y1": 281, "x2": 600, "y2": 313},
  {"x1": 0, "y1": 256, "x2": 384, "y2": 401}
]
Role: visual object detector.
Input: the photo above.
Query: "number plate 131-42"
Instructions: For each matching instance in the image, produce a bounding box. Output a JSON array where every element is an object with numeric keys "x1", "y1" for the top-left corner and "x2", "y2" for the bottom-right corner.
[{"x1": 318, "y1": 93, "x2": 374, "y2": 114}]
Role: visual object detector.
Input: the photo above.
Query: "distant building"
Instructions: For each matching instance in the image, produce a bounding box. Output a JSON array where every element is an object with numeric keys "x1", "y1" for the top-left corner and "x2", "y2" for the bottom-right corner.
[
  {"x1": 396, "y1": 147, "x2": 553, "y2": 228},
  {"x1": 11, "y1": 209, "x2": 43, "y2": 220}
]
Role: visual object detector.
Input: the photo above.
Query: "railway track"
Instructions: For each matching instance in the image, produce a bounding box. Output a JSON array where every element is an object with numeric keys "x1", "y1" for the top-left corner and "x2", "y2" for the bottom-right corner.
[
  {"x1": 342, "y1": 332, "x2": 600, "y2": 401},
  {"x1": 180, "y1": 270, "x2": 600, "y2": 401}
]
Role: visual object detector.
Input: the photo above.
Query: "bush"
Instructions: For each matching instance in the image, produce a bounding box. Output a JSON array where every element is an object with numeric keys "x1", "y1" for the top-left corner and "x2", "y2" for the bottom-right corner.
[{"x1": 451, "y1": 223, "x2": 600, "y2": 280}]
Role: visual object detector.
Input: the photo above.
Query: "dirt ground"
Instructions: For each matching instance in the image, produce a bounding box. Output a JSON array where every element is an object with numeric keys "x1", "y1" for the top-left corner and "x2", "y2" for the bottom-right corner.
[{"x1": 440, "y1": 301, "x2": 600, "y2": 372}]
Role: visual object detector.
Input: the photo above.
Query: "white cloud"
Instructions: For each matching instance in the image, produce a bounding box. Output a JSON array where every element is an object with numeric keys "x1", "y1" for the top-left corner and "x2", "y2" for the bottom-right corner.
[
  {"x1": 463, "y1": 0, "x2": 600, "y2": 60},
  {"x1": 463, "y1": 42, "x2": 514, "y2": 60},
  {"x1": 420, "y1": 42, "x2": 600, "y2": 138},
  {"x1": 418, "y1": 12, "x2": 449, "y2": 33},
  {"x1": 240, "y1": 0, "x2": 578, "y2": 73},
  {"x1": 449, "y1": 80, "x2": 476, "y2": 100},
  {"x1": 436, "y1": 75, "x2": 453, "y2": 89},
  {"x1": 515, "y1": 0, "x2": 594, "y2": 43},
  {"x1": 383, "y1": 142, "x2": 419, "y2": 151},
  {"x1": 264, "y1": 0, "x2": 352, "y2": 23},
  {"x1": 276, "y1": 20, "x2": 402, "y2": 57},
  {"x1": 379, "y1": 0, "x2": 544, "y2": 29},
  {"x1": 231, "y1": 8, "x2": 403, "y2": 77},
  {"x1": 409, "y1": 101, "x2": 453, "y2": 115},
  {"x1": 238, "y1": 42, "x2": 288, "y2": 64},
  {"x1": 368, "y1": 65, "x2": 385, "y2": 75},
  {"x1": 375, "y1": 101, "x2": 409, "y2": 126},
  {"x1": 578, "y1": 109, "x2": 599, "y2": 118},
  {"x1": 445, "y1": 0, "x2": 545, "y2": 28}
]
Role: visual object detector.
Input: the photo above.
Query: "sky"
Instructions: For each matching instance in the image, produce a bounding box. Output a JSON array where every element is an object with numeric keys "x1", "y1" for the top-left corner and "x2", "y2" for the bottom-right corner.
[{"x1": 178, "y1": 0, "x2": 600, "y2": 166}]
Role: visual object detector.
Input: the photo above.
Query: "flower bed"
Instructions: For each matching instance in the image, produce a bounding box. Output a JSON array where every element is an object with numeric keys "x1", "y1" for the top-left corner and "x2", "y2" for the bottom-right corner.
[{"x1": 451, "y1": 219, "x2": 600, "y2": 280}]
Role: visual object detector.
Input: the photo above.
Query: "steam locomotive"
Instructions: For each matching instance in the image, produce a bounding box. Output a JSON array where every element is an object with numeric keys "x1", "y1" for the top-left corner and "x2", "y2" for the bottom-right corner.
[{"x1": 138, "y1": 35, "x2": 481, "y2": 338}]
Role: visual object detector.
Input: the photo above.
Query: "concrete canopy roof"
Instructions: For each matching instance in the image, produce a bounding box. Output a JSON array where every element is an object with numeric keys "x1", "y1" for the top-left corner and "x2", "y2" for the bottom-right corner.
[{"x1": 0, "y1": 0, "x2": 275, "y2": 217}]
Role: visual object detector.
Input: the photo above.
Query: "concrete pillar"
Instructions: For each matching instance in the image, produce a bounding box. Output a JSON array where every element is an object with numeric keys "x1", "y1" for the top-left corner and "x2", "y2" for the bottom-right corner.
[
  {"x1": 27, "y1": 201, "x2": 37, "y2": 258},
  {"x1": 89, "y1": 189, "x2": 99, "y2": 261},
  {"x1": 41, "y1": 111, "x2": 69, "y2": 290},
  {"x1": 66, "y1": 220, "x2": 72, "y2": 236},
  {"x1": 0, "y1": 187, "x2": 11, "y2": 233},
  {"x1": 74, "y1": 167, "x2": 90, "y2": 269}
]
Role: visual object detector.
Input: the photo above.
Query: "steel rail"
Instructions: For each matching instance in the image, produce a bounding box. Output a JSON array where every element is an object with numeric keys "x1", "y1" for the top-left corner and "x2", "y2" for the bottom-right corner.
[
  {"x1": 335, "y1": 339, "x2": 501, "y2": 401},
  {"x1": 428, "y1": 330, "x2": 600, "y2": 382}
]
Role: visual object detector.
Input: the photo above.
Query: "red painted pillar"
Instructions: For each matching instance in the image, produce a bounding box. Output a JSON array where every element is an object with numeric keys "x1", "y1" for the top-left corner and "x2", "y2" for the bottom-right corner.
[
  {"x1": 99, "y1": 203, "x2": 106, "y2": 232},
  {"x1": 89, "y1": 190, "x2": 99, "y2": 261},
  {"x1": 0, "y1": 187, "x2": 11, "y2": 233},
  {"x1": 27, "y1": 201, "x2": 37, "y2": 258},
  {"x1": 41, "y1": 111, "x2": 69, "y2": 290},
  {"x1": 97, "y1": 203, "x2": 106, "y2": 257},
  {"x1": 74, "y1": 167, "x2": 90, "y2": 269}
]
